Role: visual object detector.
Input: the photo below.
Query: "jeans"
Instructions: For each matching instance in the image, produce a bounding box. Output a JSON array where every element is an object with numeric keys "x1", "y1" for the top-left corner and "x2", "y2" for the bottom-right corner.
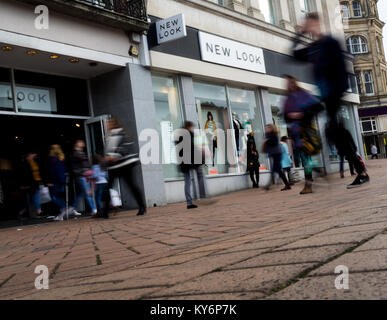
[
  {"x1": 249, "y1": 168, "x2": 260, "y2": 186},
  {"x1": 49, "y1": 184, "x2": 65, "y2": 211},
  {"x1": 269, "y1": 154, "x2": 290, "y2": 187},
  {"x1": 184, "y1": 166, "x2": 206, "y2": 206},
  {"x1": 340, "y1": 155, "x2": 355, "y2": 174},
  {"x1": 72, "y1": 177, "x2": 96, "y2": 212},
  {"x1": 300, "y1": 152, "x2": 313, "y2": 181},
  {"x1": 95, "y1": 183, "x2": 108, "y2": 211}
]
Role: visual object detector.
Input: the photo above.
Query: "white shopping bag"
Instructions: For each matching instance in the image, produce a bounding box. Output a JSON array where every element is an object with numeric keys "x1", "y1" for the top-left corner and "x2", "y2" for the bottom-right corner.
[
  {"x1": 39, "y1": 185, "x2": 52, "y2": 204},
  {"x1": 110, "y1": 189, "x2": 122, "y2": 207}
]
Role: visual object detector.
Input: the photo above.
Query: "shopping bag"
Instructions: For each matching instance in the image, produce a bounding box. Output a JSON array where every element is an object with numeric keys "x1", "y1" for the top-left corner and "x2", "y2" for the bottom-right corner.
[
  {"x1": 39, "y1": 185, "x2": 52, "y2": 204},
  {"x1": 110, "y1": 189, "x2": 122, "y2": 207}
]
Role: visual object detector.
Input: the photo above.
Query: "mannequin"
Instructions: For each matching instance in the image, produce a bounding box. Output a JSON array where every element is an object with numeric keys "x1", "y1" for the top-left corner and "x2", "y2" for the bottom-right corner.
[
  {"x1": 232, "y1": 112, "x2": 244, "y2": 153},
  {"x1": 204, "y1": 112, "x2": 217, "y2": 166}
]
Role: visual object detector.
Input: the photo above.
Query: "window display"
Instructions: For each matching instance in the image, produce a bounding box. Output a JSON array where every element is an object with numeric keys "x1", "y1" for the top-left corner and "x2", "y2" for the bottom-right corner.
[{"x1": 152, "y1": 74, "x2": 183, "y2": 179}]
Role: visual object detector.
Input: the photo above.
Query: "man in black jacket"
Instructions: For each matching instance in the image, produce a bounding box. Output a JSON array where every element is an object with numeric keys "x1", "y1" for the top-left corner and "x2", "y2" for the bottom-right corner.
[
  {"x1": 293, "y1": 12, "x2": 369, "y2": 189},
  {"x1": 176, "y1": 121, "x2": 207, "y2": 209}
]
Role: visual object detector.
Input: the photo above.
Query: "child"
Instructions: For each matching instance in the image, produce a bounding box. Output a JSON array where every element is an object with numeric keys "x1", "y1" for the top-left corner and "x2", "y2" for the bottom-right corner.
[
  {"x1": 92, "y1": 154, "x2": 108, "y2": 216},
  {"x1": 280, "y1": 136, "x2": 294, "y2": 185}
]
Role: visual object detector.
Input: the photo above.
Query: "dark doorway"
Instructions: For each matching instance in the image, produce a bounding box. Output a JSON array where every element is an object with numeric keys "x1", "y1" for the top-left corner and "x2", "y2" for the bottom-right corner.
[{"x1": 0, "y1": 115, "x2": 87, "y2": 223}]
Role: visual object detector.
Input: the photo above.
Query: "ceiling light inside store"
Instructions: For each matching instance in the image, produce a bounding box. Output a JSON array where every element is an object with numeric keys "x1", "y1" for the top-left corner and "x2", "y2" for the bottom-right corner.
[
  {"x1": 69, "y1": 58, "x2": 80, "y2": 63},
  {"x1": 2, "y1": 45, "x2": 13, "y2": 51},
  {"x1": 26, "y1": 50, "x2": 37, "y2": 55},
  {"x1": 75, "y1": 123, "x2": 81, "y2": 128},
  {"x1": 50, "y1": 54, "x2": 60, "y2": 59}
]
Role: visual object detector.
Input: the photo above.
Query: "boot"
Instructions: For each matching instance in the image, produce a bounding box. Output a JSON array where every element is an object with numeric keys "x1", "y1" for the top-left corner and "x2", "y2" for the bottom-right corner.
[{"x1": 300, "y1": 180, "x2": 313, "y2": 195}]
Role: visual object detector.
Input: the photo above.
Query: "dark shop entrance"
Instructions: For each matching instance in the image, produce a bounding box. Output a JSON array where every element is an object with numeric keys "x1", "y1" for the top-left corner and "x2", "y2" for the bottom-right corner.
[{"x1": 0, "y1": 114, "x2": 87, "y2": 225}]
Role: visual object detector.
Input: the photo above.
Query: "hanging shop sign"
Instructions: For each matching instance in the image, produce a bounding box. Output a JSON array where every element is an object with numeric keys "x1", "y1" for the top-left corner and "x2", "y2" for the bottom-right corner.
[
  {"x1": 0, "y1": 83, "x2": 57, "y2": 112},
  {"x1": 198, "y1": 31, "x2": 266, "y2": 74},
  {"x1": 156, "y1": 14, "x2": 187, "y2": 44}
]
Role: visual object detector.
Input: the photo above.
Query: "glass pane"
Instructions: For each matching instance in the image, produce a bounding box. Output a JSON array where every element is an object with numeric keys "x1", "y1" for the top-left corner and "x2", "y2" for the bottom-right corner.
[
  {"x1": 228, "y1": 87, "x2": 266, "y2": 172},
  {"x1": 194, "y1": 81, "x2": 231, "y2": 175},
  {"x1": 14, "y1": 70, "x2": 89, "y2": 116},
  {"x1": 0, "y1": 67, "x2": 13, "y2": 111},
  {"x1": 261, "y1": 0, "x2": 275, "y2": 24},
  {"x1": 152, "y1": 74, "x2": 183, "y2": 179}
]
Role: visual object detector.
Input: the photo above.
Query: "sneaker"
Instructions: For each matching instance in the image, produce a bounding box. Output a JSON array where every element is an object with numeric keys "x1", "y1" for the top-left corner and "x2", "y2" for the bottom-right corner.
[
  {"x1": 281, "y1": 186, "x2": 291, "y2": 191},
  {"x1": 347, "y1": 174, "x2": 370, "y2": 189},
  {"x1": 187, "y1": 204, "x2": 198, "y2": 209},
  {"x1": 92, "y1": 209, "x2": 98, "y2": 216},
  {"x1": 72, "y1": 210, "x2": 82, "y2": 217},
  {"x1": 54, "y1": 216, "x2": 63, "y2": 221}
]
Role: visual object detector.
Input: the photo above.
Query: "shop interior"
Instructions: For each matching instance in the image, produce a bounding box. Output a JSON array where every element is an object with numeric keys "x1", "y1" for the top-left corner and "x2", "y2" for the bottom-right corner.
[{"x1": 0, "y1": 115, "x2": 86, "y2": 223}]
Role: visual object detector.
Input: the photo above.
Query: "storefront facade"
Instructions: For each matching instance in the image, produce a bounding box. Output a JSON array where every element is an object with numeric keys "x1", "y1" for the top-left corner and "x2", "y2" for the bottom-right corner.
[
  {"x1": 0, "y1": 0, "x2": 155, "y2": 220},
  {"x1": 146, "y1": 0, "x2": 363, "y2": 204}
]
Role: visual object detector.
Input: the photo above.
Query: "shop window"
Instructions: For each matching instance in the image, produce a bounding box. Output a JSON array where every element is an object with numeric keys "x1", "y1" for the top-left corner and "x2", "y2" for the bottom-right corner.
[
  {"x1": 341, "y1": 2, "x2": 350, "y2": 19},
  {"x1": 261, "y1": 0, "x2": 276, "y2": 24},
  {"x1": 194, "y1": 82, "x2": 265, "y2": 176},
  {"x1": 13, "y1": 70, "x2": 89, "y2": 116},
  {"x1": 0, "y1": 67, "x2": 13, "y2": 111},
  {"x1": 151, "y1": 74, "x2": 184, "y2": 179},
  {"x1": 194, "y1": 82, "x2": 231, "y2": 175},
  {"x1": 346, "y1": 36, "x2": 368, "y2": 54},
  {"x1": 228, "y1": 87, "x2": 266, "y2": 172},
  {"x1": 352, "y1": 1, "x2": 362, "y2": 18},
  {"x1": 363, "y1": 70, "x2": 375, "y2": 95}
]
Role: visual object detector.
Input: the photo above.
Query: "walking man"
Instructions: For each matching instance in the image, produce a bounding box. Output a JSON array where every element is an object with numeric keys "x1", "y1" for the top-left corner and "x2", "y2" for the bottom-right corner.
[
  {"x1": 293, "y1": 12, "x2": 369, "y2": 189},
  {"x1": 371, "y1": 144, "x2": 378, "y2": 159}
]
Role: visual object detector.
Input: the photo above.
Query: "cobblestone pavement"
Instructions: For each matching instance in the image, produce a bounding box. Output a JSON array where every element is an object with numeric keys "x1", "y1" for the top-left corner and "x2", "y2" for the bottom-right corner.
[{"x1": 1, "y1": 160, "x2": 387, "y2": 300}]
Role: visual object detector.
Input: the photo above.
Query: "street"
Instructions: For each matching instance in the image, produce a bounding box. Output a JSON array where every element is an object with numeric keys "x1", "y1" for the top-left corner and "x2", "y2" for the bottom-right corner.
[{"x1": 1, "y1": 160, "x2": 387, "y2": 300}]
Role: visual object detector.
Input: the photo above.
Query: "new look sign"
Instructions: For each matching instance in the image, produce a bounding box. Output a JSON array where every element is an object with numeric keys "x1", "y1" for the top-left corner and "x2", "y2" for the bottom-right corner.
[
  {"x1": 198, "y1": 32, "x2": 266, "y2": 74},
  {"x1": 156, "y1": 14, "x2": 187, "y2": 44}
]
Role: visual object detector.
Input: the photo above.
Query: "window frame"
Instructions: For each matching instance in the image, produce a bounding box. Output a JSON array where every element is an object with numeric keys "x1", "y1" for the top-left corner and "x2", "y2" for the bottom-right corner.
[
  {"x1": 363, "y1": 70, "x2": 375, "y2": 96},
  {"x1": 346, "y1": 36, "x2": 368, "y2": 54},
  {"x1": 352, "y1": 1, "x2": 362, "y2": 18},
  {"x1": 341, "y1": 2, "x2": 350, "y2": 19}
]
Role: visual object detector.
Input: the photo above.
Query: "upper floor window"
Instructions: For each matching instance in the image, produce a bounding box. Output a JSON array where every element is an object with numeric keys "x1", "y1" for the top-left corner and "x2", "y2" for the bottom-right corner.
[
  {"x1": 261, "y1": 0, "x2": 275, "y2": 24},
  {"x1": 300, "y1": 0, "x2": 312, "y2": 13},
  {"x1": 364, "y1": 70, "x2": 375, "y2": 95},
  {"x1": 355, "y1": 71, "x2": 363, "y2": 95},
  {"x1": 341, "y1": 2, "x2": 350, "y2": 19},
  {"x1": 346, "y1": 36, "x2": 368, "y2": 54},
  {"x1": 352, "y1": 1, "x2": 362, "y2": 18}
]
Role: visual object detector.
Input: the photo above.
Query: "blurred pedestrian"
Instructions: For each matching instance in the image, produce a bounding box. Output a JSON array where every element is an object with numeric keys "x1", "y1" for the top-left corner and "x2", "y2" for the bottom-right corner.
[
  {"x1": 280, "y1": 136, "x2": 293, "y2": 185},
  {"x1": 92, "y1": 154, "x2": 108, "y2": 216},
  {"x1": 19, "y1": 151, "x2": 44, "y2": 217},
  {"x1": 100, "y1": 117, "x2": 146, "y2": 219},
  {"x1": 176, "y1": 121, "x2": 208, "y2": 209},
  {"x1": 283, "y1": 75, "x2": 323, "y2": 194},
  {"x1": 371, "y1": 144, "x2": 378, "y2": 159},
  {"x1": 247, "y1": 132, "x2": 260, "y2": 188},
  {"x1": 293, "y1": 12, "x2": 369, "y2": 189},
  {"x1": 263, "y1": 124, "x2": 291, "y2": 191},
  {"x1": 47, "y1": 145, "x2": 67, "y2": 221},
  {"x1": 69, "y1": 140, "x2": 97, "y2": 217}
]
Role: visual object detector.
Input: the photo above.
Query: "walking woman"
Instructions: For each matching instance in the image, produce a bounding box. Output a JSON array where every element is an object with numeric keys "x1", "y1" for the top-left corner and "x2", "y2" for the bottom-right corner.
[
  {"x1": 264, "y1": 124, "x2": 291, "y2": 191},
  {"x1": 263, "y1": 124, "x2": 291, "y2": 191},
  {"x1": 100, "y1": 117, "x2": 146, "y2": 219},
  {"x1": 280, "y1": 136, "x2": 293, "y2": 185},
  {"x1": 47, "y1": 145, "x2": 67, "y2": 221},
  {"x1": 283, "y1": 75, "x2": 323, "y2": 194},
  {"x1": 247, "y1": 132, "x2": 260, "y2": 188}
]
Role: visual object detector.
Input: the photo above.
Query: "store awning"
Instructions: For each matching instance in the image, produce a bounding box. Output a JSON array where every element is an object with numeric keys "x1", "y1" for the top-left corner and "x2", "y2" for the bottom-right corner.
[{"x1": 358, "y1": 106, "x2": 387, "y2": 117}]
